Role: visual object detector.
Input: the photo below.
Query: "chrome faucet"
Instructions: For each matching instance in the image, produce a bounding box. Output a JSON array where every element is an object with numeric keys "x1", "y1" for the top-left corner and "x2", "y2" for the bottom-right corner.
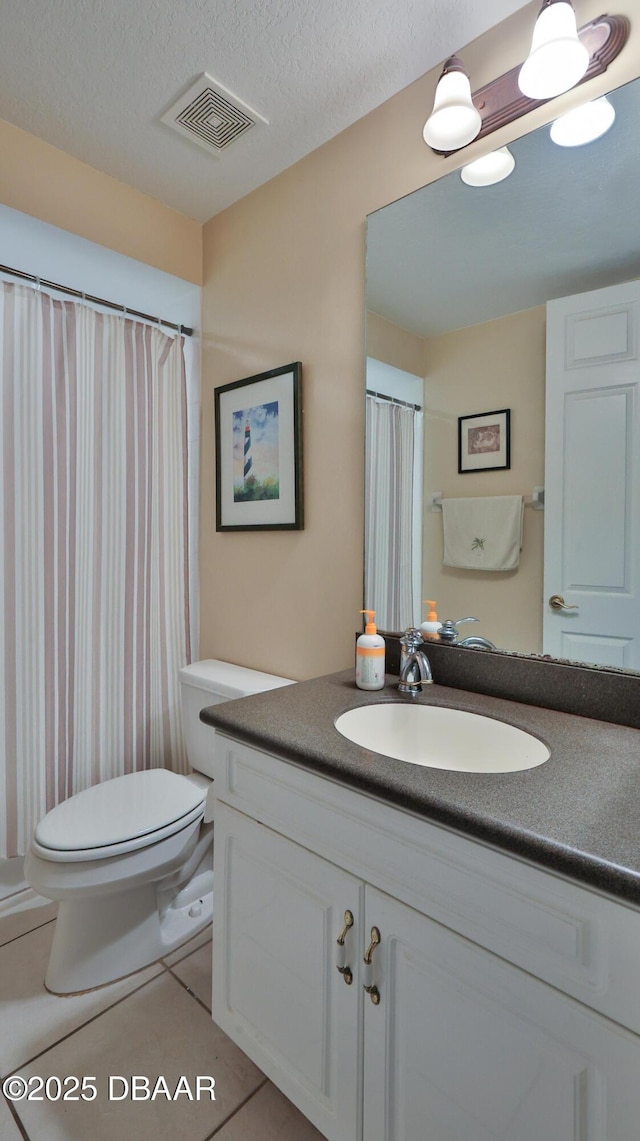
[
  {"x1": 438, "y1": 617, "x2": 496, "y2": 651},
  {"x1": 398, "y1": 628, "x2": 433, "y2": 696}
]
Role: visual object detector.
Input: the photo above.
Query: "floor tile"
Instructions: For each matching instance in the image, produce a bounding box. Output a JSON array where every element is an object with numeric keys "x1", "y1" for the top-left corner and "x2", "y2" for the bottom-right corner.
[
  {"x1": 0, "y1": 1094, "x2": 24, "y2": 1141},
  {"x1": 0, "y1": 888, "x2": 58, "y2": 948},
  {"x1": 213, "y1": 1080, "x2": 324, "y2": 1140},
  {"x1": 15, "y1": 972, "x2": 264, "y2": 1141},
  {"x1": 0, "y1": 858, "x2": 27, "y2": 902},
  {"x1": 0, "y1": 923, "x2": 164, "y2": 1076},
  {"x1": 169, "y1": 940, "x2": 212, "y2": 1010},
  {"x1": 162, "y1": 924, "x2": 212, "y2": 968}
]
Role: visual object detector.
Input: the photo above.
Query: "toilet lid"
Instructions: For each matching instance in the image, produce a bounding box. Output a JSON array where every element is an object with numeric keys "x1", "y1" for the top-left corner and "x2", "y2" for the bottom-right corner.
[{"x1": 34, "y1": 769, "x2": 206, "y2": 852}]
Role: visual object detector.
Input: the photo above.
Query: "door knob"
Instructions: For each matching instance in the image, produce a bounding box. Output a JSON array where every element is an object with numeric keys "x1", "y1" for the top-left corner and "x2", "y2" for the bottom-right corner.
[{"x1": 548, "y1": 594, "x2": 579, "y2": 612}]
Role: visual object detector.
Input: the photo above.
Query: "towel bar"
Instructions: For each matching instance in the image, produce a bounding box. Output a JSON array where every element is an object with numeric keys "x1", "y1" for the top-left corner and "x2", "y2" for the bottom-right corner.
[{"x1": 429, "y1": 488, "x2": 544, "y2": 512}]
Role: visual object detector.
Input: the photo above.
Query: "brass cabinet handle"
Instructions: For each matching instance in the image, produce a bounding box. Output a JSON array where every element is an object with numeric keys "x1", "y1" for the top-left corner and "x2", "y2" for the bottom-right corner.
[
  {"x1": 549, "y1": 594, "x2": 579, "y2": 611},
  {"x1": 335, "y1": 909, "x2": 354, "y2": 986},
  {"x1": 362, "y1": 925, "x2": 381, "y2": 1005}
]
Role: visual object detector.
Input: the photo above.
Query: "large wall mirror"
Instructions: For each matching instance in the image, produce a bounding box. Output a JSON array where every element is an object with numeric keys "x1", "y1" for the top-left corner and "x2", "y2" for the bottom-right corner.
[{"x1": 365, "y1": 75, "x2": 640, "y2": 672}]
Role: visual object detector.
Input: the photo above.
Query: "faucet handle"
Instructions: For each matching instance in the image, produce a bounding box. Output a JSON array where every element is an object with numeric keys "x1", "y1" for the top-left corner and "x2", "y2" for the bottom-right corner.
[
  {"x1": 438, "y1": 617, "x2": 479, "y2": 643},
  {"x1": 400, "y1": 627, "x2": 424, "y2": 652}
]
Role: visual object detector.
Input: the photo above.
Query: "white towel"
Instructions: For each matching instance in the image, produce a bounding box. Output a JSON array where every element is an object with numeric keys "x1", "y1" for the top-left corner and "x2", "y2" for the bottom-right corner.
[{"x1": 442, "y1": 496, "x2": 524, "y2": 571}]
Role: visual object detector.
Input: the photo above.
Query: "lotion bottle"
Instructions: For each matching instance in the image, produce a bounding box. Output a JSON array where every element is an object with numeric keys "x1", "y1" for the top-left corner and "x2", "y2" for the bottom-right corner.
[
  {"x1": 420, "y1": 600, "x2": 442, "y2": 641},
  {"x1": 356, "y1": 610, "x2": 386, "y2": 690}
]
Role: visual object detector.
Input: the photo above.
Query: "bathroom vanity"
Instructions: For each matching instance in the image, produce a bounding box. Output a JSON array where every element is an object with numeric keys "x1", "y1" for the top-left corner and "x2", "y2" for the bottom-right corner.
[{"x1": 202, "y1": 671, "x2": 640, "y2": 1140}]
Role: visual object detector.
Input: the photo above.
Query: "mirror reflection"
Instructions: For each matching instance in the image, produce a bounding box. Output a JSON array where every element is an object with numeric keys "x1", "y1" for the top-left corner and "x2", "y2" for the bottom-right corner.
[{"x1": 365, "y1": 76, "x2": 640, "y2": 670}]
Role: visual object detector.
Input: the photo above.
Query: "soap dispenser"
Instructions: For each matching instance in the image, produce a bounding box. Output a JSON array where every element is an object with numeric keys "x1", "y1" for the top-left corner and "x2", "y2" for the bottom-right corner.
[
  {"x1": 420, "y1": 600, "x2": 442, "y2": 641},
  {"x1": 356, "y1": 610, "x2": 386, "y2": 691}
]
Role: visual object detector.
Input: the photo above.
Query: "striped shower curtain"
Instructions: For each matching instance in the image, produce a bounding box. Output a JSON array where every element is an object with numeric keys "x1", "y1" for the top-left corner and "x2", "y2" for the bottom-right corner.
[
  {"x1": 0, "y1": 282, "x2": 191, "y2": 858},
  {"x1": 364, "y1": 394, "x2": 418, "y2": 632}
]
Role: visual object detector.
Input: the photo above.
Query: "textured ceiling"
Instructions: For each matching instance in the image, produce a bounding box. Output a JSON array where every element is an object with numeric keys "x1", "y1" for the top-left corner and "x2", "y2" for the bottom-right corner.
[
  {"x1": 0, "y1": 0, "x2": 528, "y2": 223},
  {"x1": 366, "y1": 77, "x2": 640, "y2": 338}
]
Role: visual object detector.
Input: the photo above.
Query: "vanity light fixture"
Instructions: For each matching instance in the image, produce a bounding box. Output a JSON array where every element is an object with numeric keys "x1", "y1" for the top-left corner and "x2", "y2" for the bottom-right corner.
[
  {"x1": 460, "y1": 147, "x2": 515, "y2": 187},
  {"x1": 549, "y1": 94, "x2": 616, "y2": 145},
  {"x1": 422, "y1": 14, "x2": 627, "y2": 156},
  {"x1": 422, "y1": 57, "x2": 482, "y2": 150},
  {"x1": 518, "y1": 0, "x2": 589, "y2": 99}
]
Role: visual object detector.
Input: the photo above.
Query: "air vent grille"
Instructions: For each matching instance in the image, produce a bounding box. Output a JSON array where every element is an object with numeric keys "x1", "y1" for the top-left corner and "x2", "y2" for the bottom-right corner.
[{"x1": 162, "y1": 74, "x2": 268, "y2": 157}]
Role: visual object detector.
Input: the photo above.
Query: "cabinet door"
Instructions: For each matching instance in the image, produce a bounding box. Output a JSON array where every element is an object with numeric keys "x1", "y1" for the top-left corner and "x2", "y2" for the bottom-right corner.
[
  {"x1": 363, "y1": 887, "x2": 640, "y2": 1141},
  {"x1": 212, "y1": 801, "x2": 362, "y2": 1141}
]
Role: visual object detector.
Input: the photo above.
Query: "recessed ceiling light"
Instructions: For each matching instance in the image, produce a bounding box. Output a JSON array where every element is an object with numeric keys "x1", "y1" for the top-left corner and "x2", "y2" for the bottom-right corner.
[
  {"x1": 550, "y1": 96, "x2": 616, "y2": 146},
  {"x1": 460, "y1": 147, "x2": 515, "y2": 187}
]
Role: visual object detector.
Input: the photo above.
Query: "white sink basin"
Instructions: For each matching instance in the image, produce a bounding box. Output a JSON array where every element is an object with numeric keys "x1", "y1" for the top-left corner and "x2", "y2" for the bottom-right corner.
[{"x1": 335, "y1": 703, "x2": 549, "y2": 773}]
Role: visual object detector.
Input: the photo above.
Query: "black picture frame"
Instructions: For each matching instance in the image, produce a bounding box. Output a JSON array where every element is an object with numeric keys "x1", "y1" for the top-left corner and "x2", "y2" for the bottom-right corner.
[
  {"x1": 458, "y1": 408, "x2": 511, "y2": 474},
  {"x1": 214, "y1": 362, "x2": 303, "y2": 531}
]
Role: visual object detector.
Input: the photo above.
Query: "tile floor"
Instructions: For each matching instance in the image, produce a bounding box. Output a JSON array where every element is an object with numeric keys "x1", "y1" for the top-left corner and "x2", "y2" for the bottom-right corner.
[{"x1": 0, "y1": 866, "x2": 323, "y2": 1141}]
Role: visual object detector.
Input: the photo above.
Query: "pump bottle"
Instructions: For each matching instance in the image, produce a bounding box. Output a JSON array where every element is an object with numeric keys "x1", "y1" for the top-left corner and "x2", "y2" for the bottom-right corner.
[
  {"x1": 356, "y1": 610, "x2": 386, "y2": 691},
  {"x1": 420, "y1": 600, "x2": 442, "y2": 641}
]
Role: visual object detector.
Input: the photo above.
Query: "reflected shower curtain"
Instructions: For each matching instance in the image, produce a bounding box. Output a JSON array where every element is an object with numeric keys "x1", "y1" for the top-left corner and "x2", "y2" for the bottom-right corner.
[
  {"x1": 364, "y1": 394, "x2": 418, "y2": 632},
  {"x1": 0, "y1": 282, "x2": 191, "y2": 858}
]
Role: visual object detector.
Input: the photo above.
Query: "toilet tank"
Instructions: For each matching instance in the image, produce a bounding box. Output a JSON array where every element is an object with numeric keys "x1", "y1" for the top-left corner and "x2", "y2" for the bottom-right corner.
[{"x1": 179, "y1": 660, "x2": 294, "y2": 779}]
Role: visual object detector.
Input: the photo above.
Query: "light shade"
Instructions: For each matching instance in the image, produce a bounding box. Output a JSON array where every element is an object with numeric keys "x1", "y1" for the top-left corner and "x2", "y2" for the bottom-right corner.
[
  {"x1": 423, "y1": 57, "x2": 482, "y2": 151},
  {"x1": 550, "y1": 96, "x2": 615, "y2": 146},
  {"x1": 518, "y1": 0, "x2": 590, "y2": 100},
  {"x1": 460, "y1": 147, "x2": 515, "y2": 187}
]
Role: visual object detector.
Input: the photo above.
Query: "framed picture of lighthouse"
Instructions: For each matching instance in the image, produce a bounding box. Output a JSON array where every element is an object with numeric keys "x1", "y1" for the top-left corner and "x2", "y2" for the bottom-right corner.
[{"x1": 214, "y1": 362, "x2": 303, "y2": 530}]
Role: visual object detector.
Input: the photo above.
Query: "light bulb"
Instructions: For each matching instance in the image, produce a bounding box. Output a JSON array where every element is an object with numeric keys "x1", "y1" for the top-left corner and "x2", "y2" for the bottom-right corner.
[
  {"x1": 550, "y1": 96, "x2": 615, "y2": 146},
  {"x1": 423, "y1": 58, "x2": 482, "y2": 151},
  {"x1": 518, "y1": 1, "x2": 589, "y2": 100},
  {"x1": 460, "y1": 147, "x2": 515, "y2": 186}
]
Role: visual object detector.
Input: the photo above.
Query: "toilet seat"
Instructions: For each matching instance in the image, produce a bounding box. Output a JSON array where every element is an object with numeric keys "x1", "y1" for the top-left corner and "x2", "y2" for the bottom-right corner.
[{"x1": 33, "y1": 769, "x2": 206, "y2": 863}]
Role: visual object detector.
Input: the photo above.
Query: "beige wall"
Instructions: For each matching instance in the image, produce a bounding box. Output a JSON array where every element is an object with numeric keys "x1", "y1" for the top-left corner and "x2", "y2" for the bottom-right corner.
[
  {"x1": 200, "y1": 0, "x2": 639, "y2": 679},
  {"x1": 423, "y1": 306, "x2": 545, "y2": 653},
  {"x1": 366, "y1": 311, "x2": 426, "y2": 378},
  {"x1": 0, "y1": 117, "x2": 202, "y2": 283}
]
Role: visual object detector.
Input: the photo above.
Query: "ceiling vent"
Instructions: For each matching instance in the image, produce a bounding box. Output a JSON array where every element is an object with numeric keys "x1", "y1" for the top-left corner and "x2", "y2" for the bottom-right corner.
[{"x1": 162, "y1": 74, "x2": 268, "y2": 156}]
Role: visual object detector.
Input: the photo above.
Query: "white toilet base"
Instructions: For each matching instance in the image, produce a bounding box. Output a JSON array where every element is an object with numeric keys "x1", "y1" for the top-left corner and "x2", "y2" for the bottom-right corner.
[{"x1": 46, "y1": 870, "x2": 214, "y2": 994}]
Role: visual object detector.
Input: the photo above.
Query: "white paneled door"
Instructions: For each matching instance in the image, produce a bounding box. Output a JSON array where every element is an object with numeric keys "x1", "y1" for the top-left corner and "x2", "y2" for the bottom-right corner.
[{"x1": 544, "y1": 280, "x2": 640, "y2": 667}]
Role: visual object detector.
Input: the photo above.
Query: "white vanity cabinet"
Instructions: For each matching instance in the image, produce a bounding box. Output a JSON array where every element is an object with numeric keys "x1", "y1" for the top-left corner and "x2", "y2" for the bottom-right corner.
[{"x1": 211, "y1": 734, "x2": 640, "y2": 1141}]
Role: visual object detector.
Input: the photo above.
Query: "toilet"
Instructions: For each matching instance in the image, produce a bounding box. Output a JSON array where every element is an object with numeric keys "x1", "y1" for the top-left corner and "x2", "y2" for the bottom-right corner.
[{"x1": 24, "y1": 660, "x2": 293, "y2": 994}]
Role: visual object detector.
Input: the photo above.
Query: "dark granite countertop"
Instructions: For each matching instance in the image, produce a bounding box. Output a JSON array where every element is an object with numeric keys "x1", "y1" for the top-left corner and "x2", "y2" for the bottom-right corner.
[{"x1": 201, "y1": 670, "x2": 640, "y2": 907}]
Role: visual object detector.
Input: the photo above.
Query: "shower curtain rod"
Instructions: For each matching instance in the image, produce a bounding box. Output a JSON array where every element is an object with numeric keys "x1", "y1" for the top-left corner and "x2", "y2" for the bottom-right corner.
[
  {"x1": 0, "y1": 262, "x2": 193, "y2": 337},
  {"x1": 366, "y1": 388, "x2": 422, "y2": 412}
]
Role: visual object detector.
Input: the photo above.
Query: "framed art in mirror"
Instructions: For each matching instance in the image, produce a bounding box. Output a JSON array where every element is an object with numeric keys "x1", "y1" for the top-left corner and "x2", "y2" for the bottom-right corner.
[
  {"x1": 215, "y1": 362, "x2": 303, "y2": 531},
  {"x1": 458, "y1": 408, "x2": 510, "y2": 473}
]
